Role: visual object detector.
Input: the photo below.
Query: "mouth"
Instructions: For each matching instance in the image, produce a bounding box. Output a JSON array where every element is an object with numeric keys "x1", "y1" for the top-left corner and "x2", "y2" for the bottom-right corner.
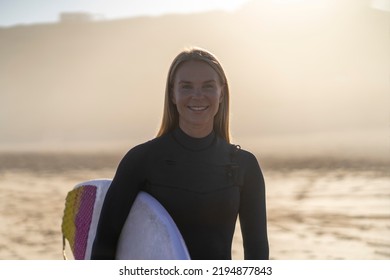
[{"x1": 188, "y1": 106, "x2": 209, "y2": 112}]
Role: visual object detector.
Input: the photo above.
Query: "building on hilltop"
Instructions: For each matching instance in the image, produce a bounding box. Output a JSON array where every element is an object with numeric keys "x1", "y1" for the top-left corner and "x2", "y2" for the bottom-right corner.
[{"x1": 59, "y1": 12, "x2": 104, "y2": 23}]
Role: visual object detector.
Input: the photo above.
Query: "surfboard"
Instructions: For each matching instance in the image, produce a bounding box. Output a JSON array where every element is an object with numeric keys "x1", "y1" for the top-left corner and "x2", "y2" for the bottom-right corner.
[{"x1": 62, "y1": 179, "x2": 190, "y2": 260}]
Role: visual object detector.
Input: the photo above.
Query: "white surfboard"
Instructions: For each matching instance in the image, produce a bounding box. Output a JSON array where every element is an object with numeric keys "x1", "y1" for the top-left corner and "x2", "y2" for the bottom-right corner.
[{"x1": 62, "y1": 179, "x2": 190, "y2": 260}]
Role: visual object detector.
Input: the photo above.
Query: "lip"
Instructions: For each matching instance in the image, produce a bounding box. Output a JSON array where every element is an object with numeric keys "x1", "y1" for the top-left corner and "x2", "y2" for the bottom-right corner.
[{"x1": 188, "y1": 106, "x2": 209, "y2": 111}]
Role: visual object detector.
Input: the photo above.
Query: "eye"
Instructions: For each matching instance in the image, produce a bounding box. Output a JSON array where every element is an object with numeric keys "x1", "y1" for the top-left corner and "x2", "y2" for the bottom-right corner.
[
  {"x1": 203, "y1": 83, "x2": 215, "y2": 89},
  {"x1": 181, "y1": 84, "x2": 193, "y2": 90}
]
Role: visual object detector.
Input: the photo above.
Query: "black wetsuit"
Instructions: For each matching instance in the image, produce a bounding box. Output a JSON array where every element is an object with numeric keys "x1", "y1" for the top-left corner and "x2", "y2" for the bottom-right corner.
[{"x1": 91, "y1": 128, "x2": 269, "y2": 260}]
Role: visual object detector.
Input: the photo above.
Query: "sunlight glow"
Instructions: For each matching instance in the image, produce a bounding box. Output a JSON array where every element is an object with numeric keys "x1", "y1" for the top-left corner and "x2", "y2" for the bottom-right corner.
[
  {"x1": 371, "y1": 0, "x2": 390, "y2": 11},
  {"x1": 271, "y1": 0, "x2": 306, "y2": 4},
  {"x1": 97, "y1": 0, "x2": 250, "y2": 19}
]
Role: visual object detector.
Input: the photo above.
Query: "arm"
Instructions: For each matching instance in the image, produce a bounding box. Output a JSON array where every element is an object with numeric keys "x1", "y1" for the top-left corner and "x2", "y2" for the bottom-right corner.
[
  {"x1": 91, "y1": 145, "x2": 147, "y2": 259},
  {"x1": 239, "y1": 152, "x2": 269, "y2": 260}
]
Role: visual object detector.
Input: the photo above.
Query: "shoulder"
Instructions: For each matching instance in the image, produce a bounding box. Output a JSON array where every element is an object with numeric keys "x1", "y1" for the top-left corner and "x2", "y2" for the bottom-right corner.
[
  {"x1": 233, "y1": 145, "x2": 258, "y2": 162},
  {"x1": 121, "y1": 133, "x2": 172, "y2": 163},
  {"x1": 234, "y1": 146, "x2": 265, "y2": 186},
  {"x1": 214, "y1": 138, "x2": 260, "y2": 165},
  {"x1": 234, "y1": 146, "x2": 262, "y2": 171}
]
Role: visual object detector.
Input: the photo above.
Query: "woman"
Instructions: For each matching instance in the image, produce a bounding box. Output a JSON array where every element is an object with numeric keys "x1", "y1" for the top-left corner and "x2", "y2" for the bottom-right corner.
[{"x1": 91, "y1": 47, "x2": 269, "y2": 260}]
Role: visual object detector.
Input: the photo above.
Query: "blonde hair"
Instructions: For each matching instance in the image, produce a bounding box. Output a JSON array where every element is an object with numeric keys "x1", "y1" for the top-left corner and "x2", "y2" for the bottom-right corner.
[{"x1": 157, "y1": 47, "x2": 231, "y2": 143}]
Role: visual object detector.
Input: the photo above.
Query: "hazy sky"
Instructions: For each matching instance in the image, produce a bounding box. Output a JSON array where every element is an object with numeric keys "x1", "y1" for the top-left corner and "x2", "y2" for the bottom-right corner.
[
  {"x1": 0, "y1": 0, "x2": 250, "y2": 26},
  {"x1": 1, "y1": 0, "x2": 389, "y2": 156},
  {"x1": 1, "y1": 0, "x2": 389, "y2": 27}
]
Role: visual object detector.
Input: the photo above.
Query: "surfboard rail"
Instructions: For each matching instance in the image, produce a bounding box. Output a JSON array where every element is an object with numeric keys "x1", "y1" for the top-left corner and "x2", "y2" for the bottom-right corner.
[{"x1": 61, "y1": 179, "x2": 190, "y2": 260}]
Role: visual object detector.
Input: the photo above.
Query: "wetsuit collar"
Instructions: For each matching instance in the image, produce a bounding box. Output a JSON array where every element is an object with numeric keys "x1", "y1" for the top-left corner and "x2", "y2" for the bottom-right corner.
[{"x1": 172, "y1": 127, "x2": 216, "y2": 151}]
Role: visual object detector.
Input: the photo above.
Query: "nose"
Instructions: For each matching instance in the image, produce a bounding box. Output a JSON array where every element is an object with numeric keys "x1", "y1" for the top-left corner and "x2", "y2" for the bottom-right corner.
[{"x1": 193, "y1": 87, "x2": 203, "y2": 98}]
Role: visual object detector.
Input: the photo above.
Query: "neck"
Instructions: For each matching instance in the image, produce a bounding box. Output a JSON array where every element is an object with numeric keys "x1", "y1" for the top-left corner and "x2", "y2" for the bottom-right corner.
[{"x1": 178, "y1": 122, "x2": 213, "y2": 138}]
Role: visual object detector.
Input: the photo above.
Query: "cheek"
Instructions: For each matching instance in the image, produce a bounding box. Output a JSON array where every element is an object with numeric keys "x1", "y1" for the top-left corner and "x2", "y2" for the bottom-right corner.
[
  {"x1": 171, "y1": 91, "x2": 187, "y2": 106},
  {"x1": 212, "y1": 91, "x2": 223, "y2": 105}
]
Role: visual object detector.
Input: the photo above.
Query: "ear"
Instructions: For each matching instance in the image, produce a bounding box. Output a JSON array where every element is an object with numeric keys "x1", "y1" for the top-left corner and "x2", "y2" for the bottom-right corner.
[
  {"x1": 219, "y1": 85, "x2": 225, "y2": 103},
  {"x1": 171, "y1": 91, "x2": 177, "y2": 105}
]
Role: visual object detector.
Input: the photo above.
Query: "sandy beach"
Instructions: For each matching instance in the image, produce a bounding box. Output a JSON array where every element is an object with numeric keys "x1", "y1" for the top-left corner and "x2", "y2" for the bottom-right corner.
[{"x1": 0, "y1": 152, "x2": 389, "y2": 260}]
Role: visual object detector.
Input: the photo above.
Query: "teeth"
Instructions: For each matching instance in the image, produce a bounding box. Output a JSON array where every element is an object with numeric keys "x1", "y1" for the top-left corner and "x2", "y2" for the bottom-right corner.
[{"x1": 189, "y1": 106, "x2": 208, "y2": 111}]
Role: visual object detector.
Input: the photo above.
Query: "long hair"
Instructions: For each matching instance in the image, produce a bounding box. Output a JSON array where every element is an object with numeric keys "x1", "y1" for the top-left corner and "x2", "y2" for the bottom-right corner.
[{"x1": 157, "y1": 47, "x2": 231, "y2": 143}]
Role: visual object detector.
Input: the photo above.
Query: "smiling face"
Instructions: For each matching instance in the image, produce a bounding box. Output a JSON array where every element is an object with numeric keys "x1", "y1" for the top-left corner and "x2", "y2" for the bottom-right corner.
[{"x1": 171, "y1": 60, "x2": 224, "y2": 138}]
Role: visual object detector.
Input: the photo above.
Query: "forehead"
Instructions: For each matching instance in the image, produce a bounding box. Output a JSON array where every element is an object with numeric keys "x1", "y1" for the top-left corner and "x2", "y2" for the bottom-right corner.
[{"x1": 174, "y1": 60, "x2": 219, "y2": 82}]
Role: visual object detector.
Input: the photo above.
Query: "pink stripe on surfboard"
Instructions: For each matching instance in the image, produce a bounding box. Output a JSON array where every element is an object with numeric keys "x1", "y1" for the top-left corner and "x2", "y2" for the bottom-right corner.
[{"x1": 74, "y1": 185, "x2": 97, "y2": 260}]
